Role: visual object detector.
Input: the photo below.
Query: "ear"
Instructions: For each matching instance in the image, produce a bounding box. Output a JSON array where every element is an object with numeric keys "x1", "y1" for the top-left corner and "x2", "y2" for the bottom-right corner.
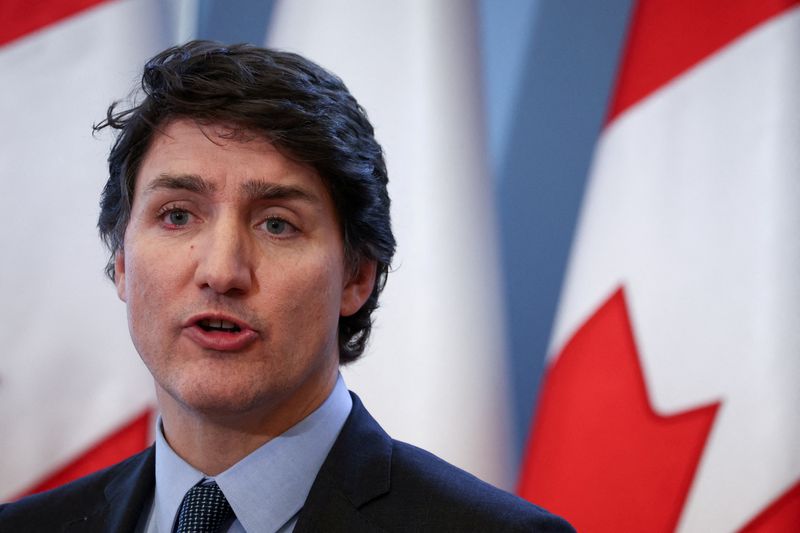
[
  {"x1": 340, "y1": 258, "x2": 377, "y2": 317},
  {"x1": 114, "y1": 250, "x2": 127, "y2": 302}
]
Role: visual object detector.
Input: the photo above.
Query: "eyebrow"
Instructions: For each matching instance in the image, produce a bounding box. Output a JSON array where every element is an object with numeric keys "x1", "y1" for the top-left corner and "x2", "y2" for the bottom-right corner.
[
  {"x1": 143, "y1": 174, "x2": 319, "y2": 204},
  {"x1": 144, "y1": 174, "x2": 216, "y2": 195},
  {"x1": 240, "y1": 180, "x2": 319, "y2": 204}
]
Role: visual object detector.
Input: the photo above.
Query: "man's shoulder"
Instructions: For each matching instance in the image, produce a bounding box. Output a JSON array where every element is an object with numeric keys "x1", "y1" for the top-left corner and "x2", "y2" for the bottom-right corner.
[
  {"x1": 309, "y1": 392, "x2": 574, "y2": 532},
  {"x1": 0, "y1": 447, "x2": 154, "y2": 531},
  {"x1": 383, "y1": 439, "x2": 574, "y2": 531}
]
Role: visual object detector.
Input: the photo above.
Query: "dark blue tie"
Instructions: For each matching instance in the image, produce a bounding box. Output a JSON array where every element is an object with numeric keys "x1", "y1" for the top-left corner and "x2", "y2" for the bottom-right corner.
[{"x1": 175, "y1": 481, "x2": 234, "y2": 533}]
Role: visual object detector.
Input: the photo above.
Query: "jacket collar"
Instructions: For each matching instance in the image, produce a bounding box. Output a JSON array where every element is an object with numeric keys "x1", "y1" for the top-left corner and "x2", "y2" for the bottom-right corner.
[
  {"x1": 294, "y1": 392, "x2": 392, "y2": 532},
  {"x1": 61, "y1": 393, "x2": 386, "y2": 532},
  {"x1": 101, "y1": 446, "x2": 155, "y2": 531},
  {"x1": 62, "y1": 446, "x2": 155, "y2": 532}
]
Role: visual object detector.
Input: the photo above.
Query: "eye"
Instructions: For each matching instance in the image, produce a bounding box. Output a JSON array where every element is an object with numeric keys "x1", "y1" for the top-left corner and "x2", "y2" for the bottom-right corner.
[
  {"x1": 262, "y1": 217, "x2": 296, "y2": 236},
  {"x1": 168, "y1": 210, "x2": 190, "y2": 225},
  {"x1": 159, "y1": 208, "x2": 193, "y2": 227}
]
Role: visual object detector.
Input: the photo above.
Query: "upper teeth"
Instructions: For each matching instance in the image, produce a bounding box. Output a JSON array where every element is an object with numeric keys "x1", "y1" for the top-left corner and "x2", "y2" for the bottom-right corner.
[{"x1": 204, "y1": 319, "x2": 237, "y2": 330}]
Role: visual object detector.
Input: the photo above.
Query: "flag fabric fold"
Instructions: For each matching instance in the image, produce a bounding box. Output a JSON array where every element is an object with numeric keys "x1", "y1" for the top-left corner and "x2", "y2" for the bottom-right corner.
[{"x1": 520, "y1": 1, "x2": 800, "y2": 531}]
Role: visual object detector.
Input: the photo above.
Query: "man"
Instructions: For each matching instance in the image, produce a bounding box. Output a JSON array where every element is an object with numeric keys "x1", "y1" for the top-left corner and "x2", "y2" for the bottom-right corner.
[{"x1": 0, "y1": 41, "x2": 573, "y2": 532}]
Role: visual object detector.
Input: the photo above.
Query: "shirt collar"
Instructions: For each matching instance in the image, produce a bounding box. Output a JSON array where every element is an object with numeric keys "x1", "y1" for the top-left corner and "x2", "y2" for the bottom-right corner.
[{"x1": 153, "y1": 374, "x2": 352, "y2": 533}]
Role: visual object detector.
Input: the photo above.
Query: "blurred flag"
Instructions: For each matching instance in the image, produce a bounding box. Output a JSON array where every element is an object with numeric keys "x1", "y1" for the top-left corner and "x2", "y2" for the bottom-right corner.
[
  {"x1": 0, "y1": 0, "x2": 168, "y2": 499},
  {"x1": 267, "y1": 0, "x2": 514, "y2": 489},
  {"x1": 519, "y1": 1, "x2": 800, "y2": 531}
]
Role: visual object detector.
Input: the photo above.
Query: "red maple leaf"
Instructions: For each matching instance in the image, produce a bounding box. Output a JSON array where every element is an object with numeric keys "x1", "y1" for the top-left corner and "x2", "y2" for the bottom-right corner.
[
  {"x1": 739, "y1": 479, "x2": 800, "y2": 532},
  {"x1": 518, "y1": 288, "x2": 719, "y2": 532}
]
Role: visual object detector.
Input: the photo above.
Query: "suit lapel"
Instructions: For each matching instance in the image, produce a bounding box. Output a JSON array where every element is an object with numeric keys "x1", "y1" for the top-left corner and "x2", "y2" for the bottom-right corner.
[
  {"x1": 294, "y1": 393, "x2": 392, "y2": 533},
  {"x1": 64, "y1": 446, "x2": 155, "y2": 532}
]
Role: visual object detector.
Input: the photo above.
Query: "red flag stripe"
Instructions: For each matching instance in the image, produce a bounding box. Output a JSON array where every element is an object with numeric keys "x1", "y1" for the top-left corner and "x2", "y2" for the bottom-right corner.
[
  {"x1": 0, "y1": 0, "x2": 110, "y2": 46},
  {"x1": 607, "y1": 0, "x2": 800, "y2": 122},
  {"x1": 13, "y1": 409, "x2": 154, "y2": 499}
]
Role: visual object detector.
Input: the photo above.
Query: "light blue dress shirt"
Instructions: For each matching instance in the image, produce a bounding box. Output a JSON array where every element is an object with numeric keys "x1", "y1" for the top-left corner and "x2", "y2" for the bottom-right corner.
[{"x1": 142, "y1": 375, "x2": 352, "y2": 533}]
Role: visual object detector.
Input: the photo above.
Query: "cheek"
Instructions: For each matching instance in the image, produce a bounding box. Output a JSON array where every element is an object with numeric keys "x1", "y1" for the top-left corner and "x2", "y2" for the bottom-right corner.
[
  {"x1": 127, "y1": 253, "x2": 166, "y2": 300},
  {"x1": 123, "y1": 242, "x2": 184, "y2": 330},
  {"x1": 127, "y1": 231, "x2": 193, "y2": 285},
  {"x1": 267, "y1": 254, "x2": 344, "y2": 333},
  {"x1": 308, "y1": 253, "x2": 346, "y2": 312}
]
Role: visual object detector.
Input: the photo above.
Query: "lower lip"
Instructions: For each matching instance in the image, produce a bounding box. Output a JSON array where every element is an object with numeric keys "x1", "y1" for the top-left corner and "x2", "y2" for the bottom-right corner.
[{"x1": 183, "y1": 325, "x2": 259, "y2": 351}]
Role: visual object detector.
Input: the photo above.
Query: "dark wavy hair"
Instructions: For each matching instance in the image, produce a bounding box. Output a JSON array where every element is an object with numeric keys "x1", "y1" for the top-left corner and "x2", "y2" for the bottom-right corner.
[{"x1": 95, "y1": 40, "x2": 395, "y2": 363}]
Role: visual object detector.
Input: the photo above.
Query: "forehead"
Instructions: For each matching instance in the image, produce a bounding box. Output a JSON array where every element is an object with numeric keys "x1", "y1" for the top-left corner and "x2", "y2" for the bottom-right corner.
[{"x1": 134, "y1": 119, "x2": 326, "y2": 199}]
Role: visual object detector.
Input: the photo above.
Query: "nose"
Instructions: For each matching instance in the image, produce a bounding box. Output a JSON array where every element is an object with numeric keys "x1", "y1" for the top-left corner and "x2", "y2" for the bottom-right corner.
[{"x1": 193, "y1": 215, "x2": 254, "y2": 295}]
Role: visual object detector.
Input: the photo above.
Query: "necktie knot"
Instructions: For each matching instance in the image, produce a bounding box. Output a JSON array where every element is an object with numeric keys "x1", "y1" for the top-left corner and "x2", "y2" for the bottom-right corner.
[{"x1": 175, "y1": 481, "x2": 234, "y2": 533}]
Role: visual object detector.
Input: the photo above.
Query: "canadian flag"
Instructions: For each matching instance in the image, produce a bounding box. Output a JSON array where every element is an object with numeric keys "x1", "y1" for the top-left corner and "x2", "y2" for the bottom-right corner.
[
  {"x1": 0, "y1": 0, "x2": 168, "y2": 500},
  {"x1": 519, "y1": 1, "x2": 800, "y2": 532}
]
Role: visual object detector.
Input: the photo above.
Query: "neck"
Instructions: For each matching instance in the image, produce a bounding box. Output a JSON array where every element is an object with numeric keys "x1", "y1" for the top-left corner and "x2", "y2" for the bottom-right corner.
[{"x1": 156, "y1": 373, "x2": 338, "y2": 475}]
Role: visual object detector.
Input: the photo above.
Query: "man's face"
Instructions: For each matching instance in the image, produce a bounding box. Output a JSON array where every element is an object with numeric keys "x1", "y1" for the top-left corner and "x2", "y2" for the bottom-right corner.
[{"x1": 115, "y1": 119, "x2": 374, "y2": 425}]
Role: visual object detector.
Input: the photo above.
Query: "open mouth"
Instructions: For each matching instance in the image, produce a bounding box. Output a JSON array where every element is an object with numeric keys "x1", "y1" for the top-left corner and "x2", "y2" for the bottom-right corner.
[
  {"x1": 197, "y1": 318, "x2": 242, "y2": 333},
  {"x1": 184, "y1": 314, "x2": 257, "y2": 351}
]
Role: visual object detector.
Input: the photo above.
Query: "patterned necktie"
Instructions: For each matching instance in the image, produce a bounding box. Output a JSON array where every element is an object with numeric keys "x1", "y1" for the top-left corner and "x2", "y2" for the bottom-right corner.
[{"x1": 174, "y1": 481, "x2": 234, "y2": 533}]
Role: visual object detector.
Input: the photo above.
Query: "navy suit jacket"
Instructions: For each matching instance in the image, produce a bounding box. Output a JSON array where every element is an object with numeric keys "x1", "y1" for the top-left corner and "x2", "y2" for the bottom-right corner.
[{"x1": 0, "y1": 394, "x2": 574, "y2": 532}]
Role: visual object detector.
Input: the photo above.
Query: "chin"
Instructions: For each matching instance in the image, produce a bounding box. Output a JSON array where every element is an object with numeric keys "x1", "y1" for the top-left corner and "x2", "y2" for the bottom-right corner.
[
  {"x1": 181, "y1": 390, "x2": 258, "y2": 416},
  {"x1": 164, "y1": 373, "x2": 274, "y2": 418}
]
